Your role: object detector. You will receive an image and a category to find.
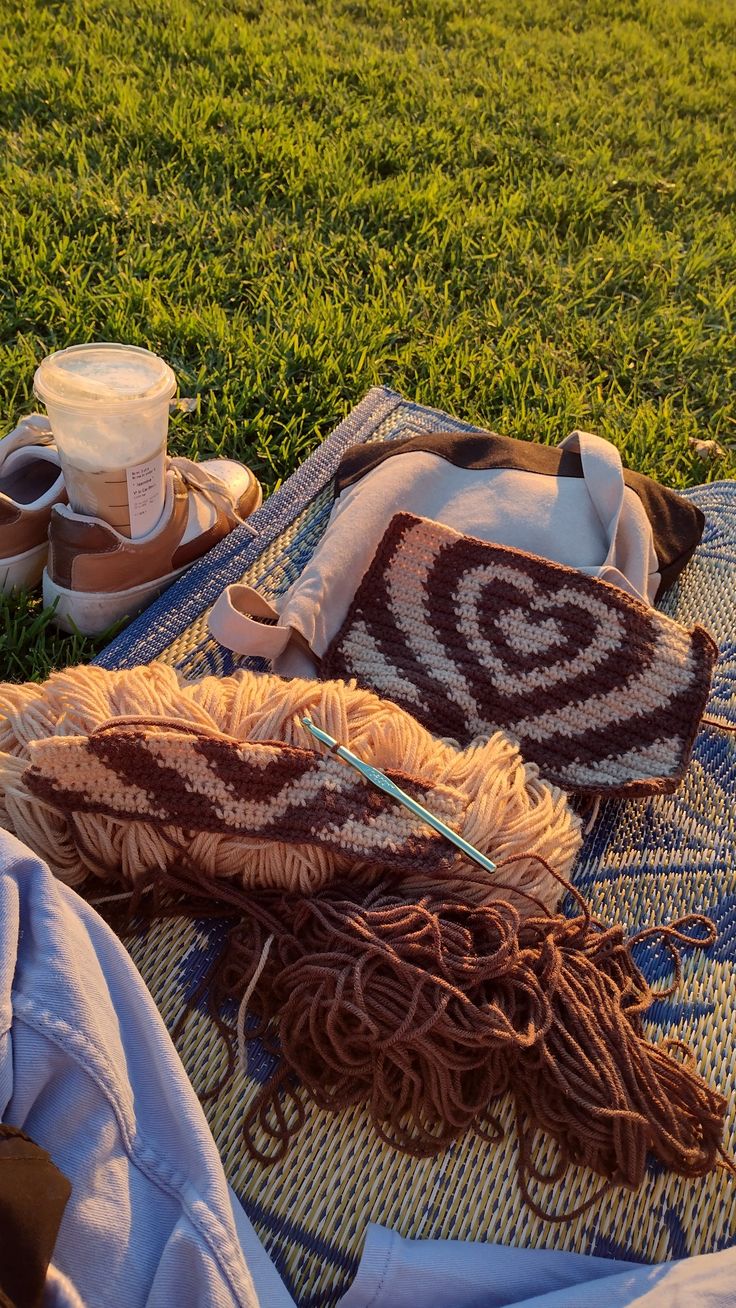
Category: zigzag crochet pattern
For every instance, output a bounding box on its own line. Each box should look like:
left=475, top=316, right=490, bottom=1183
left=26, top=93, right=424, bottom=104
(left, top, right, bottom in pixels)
left=322, top=513, right=718, bottom=795
left=23, top=720, right=470, bottom=878
left=0, top=663, right=581, bottom=903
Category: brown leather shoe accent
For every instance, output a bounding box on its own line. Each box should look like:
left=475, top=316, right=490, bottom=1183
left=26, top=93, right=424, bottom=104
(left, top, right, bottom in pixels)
left=0, top=491, right=66, bottom=559
left=48, top=477, right=191, bottom=593
left=47, top=513, right=121, bottom=590
left=171, top=472, right=261, bottom=569
left=237, top=472, right=262, bottom=520
left=0, top=501, right=20, bottom=530
left=171, top=507, right=234, bottom=571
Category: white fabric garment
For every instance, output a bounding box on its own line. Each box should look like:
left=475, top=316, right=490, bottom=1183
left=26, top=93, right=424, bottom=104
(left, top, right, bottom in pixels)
left=5, top=829, right=732, bottom=1306
left=209, top=429, right=662, bottom=679
left=0, top=828, right=294, bottom=1308
left=339, top=1224, right=736, bottom=1308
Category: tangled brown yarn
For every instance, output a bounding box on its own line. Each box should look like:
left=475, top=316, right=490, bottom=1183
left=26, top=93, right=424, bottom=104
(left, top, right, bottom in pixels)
left=141, top=856, right=733, bottom=1222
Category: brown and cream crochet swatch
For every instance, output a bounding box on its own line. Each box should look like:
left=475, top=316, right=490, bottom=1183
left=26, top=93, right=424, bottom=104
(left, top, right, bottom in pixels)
left=0, top=663, right=580, bottom=904
left=23, top=721, right=470, bottom=879
left=322, top=513, right=718, bottom=796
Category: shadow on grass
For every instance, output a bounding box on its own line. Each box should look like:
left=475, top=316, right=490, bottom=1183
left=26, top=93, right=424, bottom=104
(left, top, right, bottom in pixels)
left=0, top=588, right=124, bottom=683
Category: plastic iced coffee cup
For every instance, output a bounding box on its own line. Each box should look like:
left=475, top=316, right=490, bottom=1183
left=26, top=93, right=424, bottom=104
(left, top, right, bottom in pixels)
left=34, top=343, right=176, bottom=539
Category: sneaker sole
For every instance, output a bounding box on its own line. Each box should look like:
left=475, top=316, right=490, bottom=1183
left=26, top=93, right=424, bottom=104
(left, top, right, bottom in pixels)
left=0, top=542, right=49, bottom=593
left=42, top=563, right=191, bottom=636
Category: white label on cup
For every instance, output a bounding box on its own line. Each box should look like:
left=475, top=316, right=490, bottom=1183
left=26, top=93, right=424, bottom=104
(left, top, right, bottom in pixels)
left=126, top=451, right=166, bottom=537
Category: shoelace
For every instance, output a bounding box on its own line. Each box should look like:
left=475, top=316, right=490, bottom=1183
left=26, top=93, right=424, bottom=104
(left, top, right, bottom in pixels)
left=168, top=455, right=251, bottom=528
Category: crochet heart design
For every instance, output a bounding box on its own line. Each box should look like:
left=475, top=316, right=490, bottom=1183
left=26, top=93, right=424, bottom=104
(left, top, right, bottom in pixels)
left=322, top=513, right=718, bottom=795
left=455, top=565, right=618, bottom=700
left=496, top=607, right=567, bottom=659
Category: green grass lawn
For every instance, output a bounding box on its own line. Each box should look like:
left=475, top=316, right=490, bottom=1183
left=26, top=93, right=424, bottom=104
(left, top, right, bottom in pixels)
left=1, top=0, right=735, bottom=681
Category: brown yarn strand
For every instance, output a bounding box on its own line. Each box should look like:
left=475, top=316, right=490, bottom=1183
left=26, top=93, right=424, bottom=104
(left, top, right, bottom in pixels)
left=118, top=844, right=735, bottom=1223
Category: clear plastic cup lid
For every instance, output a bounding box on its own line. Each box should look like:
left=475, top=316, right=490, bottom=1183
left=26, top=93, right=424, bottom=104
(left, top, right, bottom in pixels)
left=34, top=343, right=176, bottom=408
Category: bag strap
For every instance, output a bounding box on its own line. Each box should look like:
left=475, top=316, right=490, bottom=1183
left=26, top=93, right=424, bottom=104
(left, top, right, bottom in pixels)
left=558, top=429, right=626, bottom=571
left=208, top=583, right=313, bottom=662
left=210, top=429, right=636, bottom=661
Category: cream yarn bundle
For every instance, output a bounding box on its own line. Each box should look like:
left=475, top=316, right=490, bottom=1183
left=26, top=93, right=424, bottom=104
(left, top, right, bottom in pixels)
left=0, top=663, right=581, bottom=906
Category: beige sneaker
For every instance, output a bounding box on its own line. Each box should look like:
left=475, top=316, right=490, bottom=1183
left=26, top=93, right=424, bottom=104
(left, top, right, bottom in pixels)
left=0, top=415, right=67, bottom=592
left=44, top=456, right=262, bottom=634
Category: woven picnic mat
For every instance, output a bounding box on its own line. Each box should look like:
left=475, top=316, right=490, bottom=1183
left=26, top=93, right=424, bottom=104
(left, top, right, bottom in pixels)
left=99, top=388, right=736, bottom=1305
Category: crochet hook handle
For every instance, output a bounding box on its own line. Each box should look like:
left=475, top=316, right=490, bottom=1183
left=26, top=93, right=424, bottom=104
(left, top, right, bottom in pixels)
left=302, top=717, right=497, bottom=875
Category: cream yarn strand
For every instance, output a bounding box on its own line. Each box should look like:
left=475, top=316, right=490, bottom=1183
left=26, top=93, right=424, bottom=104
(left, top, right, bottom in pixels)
left=0, top=664, right=582, bottom=905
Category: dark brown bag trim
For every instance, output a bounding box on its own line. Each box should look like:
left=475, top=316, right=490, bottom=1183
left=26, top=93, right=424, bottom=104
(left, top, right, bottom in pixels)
left=334, top=431, right=705, bottom=599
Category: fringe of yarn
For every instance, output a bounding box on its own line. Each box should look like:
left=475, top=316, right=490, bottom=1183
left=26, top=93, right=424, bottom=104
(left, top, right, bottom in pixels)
left=128, top=857, right=733, bottom=1222
left=0, top=664, right=581, bottom=908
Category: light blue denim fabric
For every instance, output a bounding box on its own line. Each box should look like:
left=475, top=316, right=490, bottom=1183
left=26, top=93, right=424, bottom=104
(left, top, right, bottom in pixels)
left=3, top=827, right=734, bottom=1308
left=341, top=1224, right=736, bottom=1308
left=0, top=830, right=294, bottom=1308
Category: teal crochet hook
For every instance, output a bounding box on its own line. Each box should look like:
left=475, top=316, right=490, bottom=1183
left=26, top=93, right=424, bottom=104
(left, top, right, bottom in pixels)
left=302, top=717, right=497, bottom=874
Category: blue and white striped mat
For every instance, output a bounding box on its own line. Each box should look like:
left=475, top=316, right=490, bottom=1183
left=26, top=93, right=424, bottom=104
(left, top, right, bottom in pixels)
left=101, top=389, right=736, bottom=1306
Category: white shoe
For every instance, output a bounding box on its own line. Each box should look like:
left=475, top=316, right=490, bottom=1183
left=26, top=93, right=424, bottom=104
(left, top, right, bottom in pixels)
left=0, top=415, right=66, bottom=592
left=43, top=456, right=262, bottom=634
